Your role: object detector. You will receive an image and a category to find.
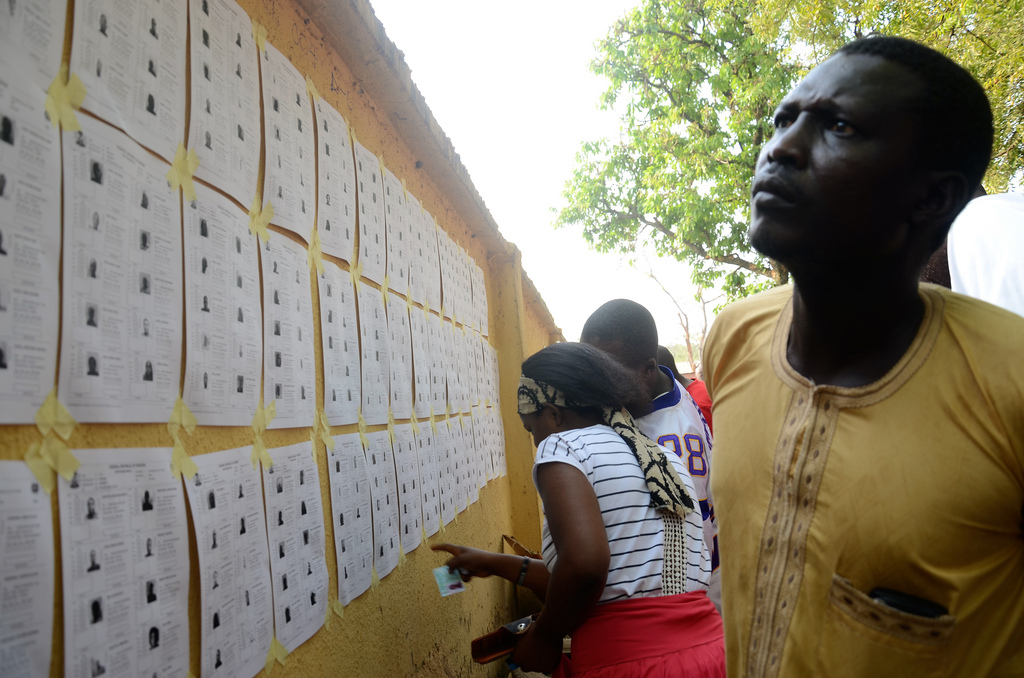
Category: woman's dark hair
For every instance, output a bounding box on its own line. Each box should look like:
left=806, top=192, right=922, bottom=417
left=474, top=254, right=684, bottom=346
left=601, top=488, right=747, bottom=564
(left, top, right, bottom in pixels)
left=521, top=342, right=648, bottom=413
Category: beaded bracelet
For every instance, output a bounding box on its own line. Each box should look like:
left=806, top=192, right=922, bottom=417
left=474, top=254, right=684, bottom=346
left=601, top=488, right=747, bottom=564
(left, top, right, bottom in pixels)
left=516, top=557, right=530, bottom=585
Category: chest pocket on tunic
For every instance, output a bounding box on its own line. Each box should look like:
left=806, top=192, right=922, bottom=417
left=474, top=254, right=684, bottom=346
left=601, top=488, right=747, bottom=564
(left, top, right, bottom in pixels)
left=815, top=574, right=955, bottom=677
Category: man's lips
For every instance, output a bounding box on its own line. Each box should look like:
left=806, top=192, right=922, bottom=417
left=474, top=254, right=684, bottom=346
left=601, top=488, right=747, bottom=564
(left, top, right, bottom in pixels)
left=751, top=174, right=799, bottom=205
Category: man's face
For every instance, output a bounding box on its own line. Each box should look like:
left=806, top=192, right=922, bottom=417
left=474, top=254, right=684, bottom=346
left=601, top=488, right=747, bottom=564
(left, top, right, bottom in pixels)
left=749, top=53, right=928, bottom=271
left=582, top=337, right=657, bottom=399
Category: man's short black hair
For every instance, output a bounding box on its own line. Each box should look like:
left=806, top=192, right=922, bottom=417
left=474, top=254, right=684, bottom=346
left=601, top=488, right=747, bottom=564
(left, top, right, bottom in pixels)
left=580, top=299, right=658, bottom=369
left=838, top=36, right=993, bottom=191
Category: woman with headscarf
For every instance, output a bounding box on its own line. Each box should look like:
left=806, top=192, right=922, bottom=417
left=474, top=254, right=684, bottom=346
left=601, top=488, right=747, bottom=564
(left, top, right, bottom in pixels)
left=433, top=342, right=724, bottom=677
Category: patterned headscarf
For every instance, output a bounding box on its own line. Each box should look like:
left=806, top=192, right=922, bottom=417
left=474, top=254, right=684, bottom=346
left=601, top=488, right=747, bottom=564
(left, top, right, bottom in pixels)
left=518, top=376, right=694, bottom=518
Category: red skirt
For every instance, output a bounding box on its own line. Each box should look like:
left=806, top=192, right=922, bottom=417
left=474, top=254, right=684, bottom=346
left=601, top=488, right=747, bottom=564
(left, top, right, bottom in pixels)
left=553, top=591, right=725, bottom=678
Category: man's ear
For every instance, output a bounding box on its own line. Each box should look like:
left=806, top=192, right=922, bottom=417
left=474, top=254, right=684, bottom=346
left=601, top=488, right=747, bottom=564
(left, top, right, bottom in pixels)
left=911, top=170, right=971, bottom=246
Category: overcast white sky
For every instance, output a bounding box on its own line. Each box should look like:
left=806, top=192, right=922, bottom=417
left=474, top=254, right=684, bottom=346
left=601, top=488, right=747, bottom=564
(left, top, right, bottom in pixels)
left=367, top=0, right=713, bottom=361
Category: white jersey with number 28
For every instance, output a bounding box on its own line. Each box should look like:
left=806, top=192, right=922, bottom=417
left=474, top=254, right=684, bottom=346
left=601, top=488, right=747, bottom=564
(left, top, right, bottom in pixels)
left=637, top=367, right=720, bottom=610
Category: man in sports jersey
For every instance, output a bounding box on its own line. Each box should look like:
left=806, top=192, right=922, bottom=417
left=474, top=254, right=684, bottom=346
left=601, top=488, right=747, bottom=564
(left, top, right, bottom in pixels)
left=582, top=299, right=720, bottom=610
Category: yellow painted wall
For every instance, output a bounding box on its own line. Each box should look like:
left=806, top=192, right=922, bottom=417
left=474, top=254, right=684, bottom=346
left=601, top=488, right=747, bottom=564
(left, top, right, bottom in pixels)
left=0, top=0, right=563, bottom=676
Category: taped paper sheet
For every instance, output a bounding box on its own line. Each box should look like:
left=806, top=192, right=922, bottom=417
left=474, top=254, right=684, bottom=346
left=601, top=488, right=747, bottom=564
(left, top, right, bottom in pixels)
left=427, top=313, right=447, bottom=416
left=326, top=432, right=373, bottom=605
left=423, top=214, right=442, bottom=313
left=313, top=99, right=356, bottom=261
left=386, top=291, right=412, bottom=420
left=70, top=0, right=186, bottom=161
left=184, top=446, right=274, bottom=678
left=383, top=166, right=409, bottom=294
left=261, top=43, right=315, bottom=239
left=353, top=140, right=385, bottom=284
left=0, top=461, right=55, bottom=678
left=0, top=0, right=67, bottom=90
left=59, top=116, right=183, bottom=423
left=471, top=405, right=494, bottom=483
left=409, top=304, right=431, bottom=419
left=187, top=0, right=262, bottom=206
left=435, top=421, right=455, bottom=527
left=58, top=448, right=190, bottom=678
left=357, top=283, right=389, bottom=426
left=261, top=441, right=329, bottom=653
left=405, top=193, right=427, bottom=305
left=0, top=72, right=62, bottom=423
left=459, top=414, right=481, bottom=504
left=183, top=183, right=262, bottom=426
left=363, top=430, right=400, bottom=580
left=261, top=236, right=316, bottom=429
left=391, top=423, right=422, bottom=554
left=318, top=260, right=361, bottom=426
left=413, top=426, right=441, bottom=537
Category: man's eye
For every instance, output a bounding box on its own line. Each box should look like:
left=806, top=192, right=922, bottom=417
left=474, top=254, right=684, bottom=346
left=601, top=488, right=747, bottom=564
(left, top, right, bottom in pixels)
left=829, top=120, right=855, bottom=135
left=773, top=116, right=792, bottom=130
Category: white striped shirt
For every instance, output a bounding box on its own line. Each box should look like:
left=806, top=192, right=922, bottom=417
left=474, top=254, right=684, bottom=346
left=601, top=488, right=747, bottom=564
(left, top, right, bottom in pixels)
left=533, top=424, right=710, bottom=604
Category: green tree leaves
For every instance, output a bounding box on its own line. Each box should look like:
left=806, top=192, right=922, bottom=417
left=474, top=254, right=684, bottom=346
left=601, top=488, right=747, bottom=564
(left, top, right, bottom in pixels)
left=557, top=0, right=1023, bottom=300
left=557, top=0, right=794, bottom=299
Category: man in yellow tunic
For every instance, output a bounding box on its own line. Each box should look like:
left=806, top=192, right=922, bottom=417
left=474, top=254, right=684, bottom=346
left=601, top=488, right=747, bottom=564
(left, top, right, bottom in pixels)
left=704, top=36, right=1024, bottom=677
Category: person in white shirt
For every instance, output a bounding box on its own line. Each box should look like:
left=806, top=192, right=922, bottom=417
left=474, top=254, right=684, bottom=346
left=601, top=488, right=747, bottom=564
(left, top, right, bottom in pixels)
left=947, top=192, right=1024, bottom=317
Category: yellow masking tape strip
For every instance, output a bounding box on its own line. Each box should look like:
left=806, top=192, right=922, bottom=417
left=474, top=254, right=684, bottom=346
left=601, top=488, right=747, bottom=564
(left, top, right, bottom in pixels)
left=263, top=636, right=287, bottom=675
left=381, top=274, right=390, bottom=299
left=307, top=227, right=324, bottom=274
left=421, top=526, right=429, bottom=544
left=35, top=389, right=76, bottom=441
left=410, top=410, right=420, bottom=436
left=429, top=407, right=438, bottom=435
left=387, top=409, right=396, bottom=445
left=45, top=64, right=86, bottom=131
left=397, top=544, right=406, bottom=567
left=424, top=299, right=430, bottom=317
left=24, top=443, right=56, bottom=494
left=251, top=437, right=274, bottom=470
left=349, top=125, right=357, bottom=148
left=171, top=440, right=198, bottom=480
left=168, top=397, right=198, bottom=440
left=323, top=602, right=332, bottom=631
left=357, top=411, right=369, bottom=449
left=248, top=197, right=274, bottom=243
left=370, top=566, right=380, bottom=590
left=251, top=20, right=267, bottom=53
left=251, top=399, right=276, bottom=468
left=349, top=259, right=363, bottom=291
left=305, top=75, right=320, bottom=102
left=332, top=599, right=344, bottom=619
left=40, top=432, right=79, bottom=480
left=166, top=144, right=200, bottom=202
left=318, top=410, right=334, bottom=450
